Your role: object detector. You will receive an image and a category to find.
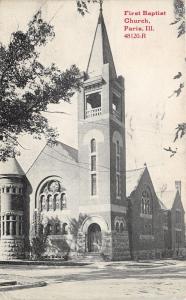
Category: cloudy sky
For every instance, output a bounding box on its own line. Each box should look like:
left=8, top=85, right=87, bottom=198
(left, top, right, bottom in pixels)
left=0, top=0, right=185, bottom=207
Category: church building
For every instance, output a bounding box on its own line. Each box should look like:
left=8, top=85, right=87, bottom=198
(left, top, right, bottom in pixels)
left=0, top=8, right=185, bottom=261
left=0, top=8, right=130, bottom=261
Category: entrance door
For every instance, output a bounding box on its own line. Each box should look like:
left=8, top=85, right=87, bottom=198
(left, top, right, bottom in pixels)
left=88, top=223, right=102, bottom=253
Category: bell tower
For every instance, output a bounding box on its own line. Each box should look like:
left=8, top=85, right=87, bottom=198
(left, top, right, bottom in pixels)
left=78, top=6, right=130, bottom=260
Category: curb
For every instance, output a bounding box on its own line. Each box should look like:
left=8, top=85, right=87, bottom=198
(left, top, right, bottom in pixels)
left=0, top=281, right=47, bottom=292
left=0, top=260, right=91, bottom=266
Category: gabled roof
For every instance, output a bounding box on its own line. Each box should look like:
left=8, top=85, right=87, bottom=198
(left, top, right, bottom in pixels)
left=126, top=167, right=145, bottom=197
left=26, top=141, right=78, bottom=175
left=0, top=157, right=25, bottom=177
left=86, top=10, right=117, bottom=79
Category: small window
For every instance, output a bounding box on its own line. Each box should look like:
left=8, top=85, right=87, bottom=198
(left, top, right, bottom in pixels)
left=116, top=156, right=120, bottom=172
left=91, top=155, right=96, bottom=171
left=6, top=216, right=10, bottom=235
left=55, top=194, right=60, bottom=210
left=40, top=195, right=45, bottom=211
left=12, top=219, right=16, bottom=235
left=54, top=223, right=60, bottom=235
left=91, top=174, right=97, bottom=196
left=120, top=222, right=124, bottom=233
left=141, top=188, right=152, bottom=215
left=19, top=216, right=22, bottom=235
left=112, top=93, right=121, bottom=120
left=2, top=221, right=5, bottom=235
left=91, top=139, right=96, bottom=153
left=61, top=193, right=67, bottom=209
left=62, top=223, right=68, bottom=235
left=12, top=187, right=16, bottom=193
left=116, top=175, right=120, bottom=197
left=115, top=222, right=119, bottom=232
left=116, top=141, right=120, bottom=155
left=47, top=224, right=52, bottom=235
left=6, top=187, right=10, bottom=193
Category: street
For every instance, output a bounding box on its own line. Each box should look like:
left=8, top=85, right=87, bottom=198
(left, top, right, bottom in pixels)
left=0, top=260, right=186, bottom=300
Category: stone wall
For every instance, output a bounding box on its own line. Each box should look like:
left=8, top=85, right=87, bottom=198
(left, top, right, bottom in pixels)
left=0, top=238, right=24, bottom=260
left=77, top=231, right=113, bottom=261
left=112, top=230, right=130, bottom=260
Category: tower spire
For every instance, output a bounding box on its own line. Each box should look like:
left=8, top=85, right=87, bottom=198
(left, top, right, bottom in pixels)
left=86, top=1, right=116, bottom=79
left=99, top=0, right=103, bottom=13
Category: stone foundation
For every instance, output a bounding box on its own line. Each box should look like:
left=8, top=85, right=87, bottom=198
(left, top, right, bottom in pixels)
left=77, top=230, right=130, bottom=261
left=43, top=234, right=77, bottom=259
left=112, top=230, right=130, bottom=260
left=0, top=238, right=25, bottom=260
left=77, top=231, right=112, bottom=260
left=132, top=249, right=171, bottom=260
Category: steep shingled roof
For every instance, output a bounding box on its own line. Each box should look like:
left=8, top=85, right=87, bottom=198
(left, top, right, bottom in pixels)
left=126, top=167, right=145, bottom=197
left=0, top=157, right=25, bottom=177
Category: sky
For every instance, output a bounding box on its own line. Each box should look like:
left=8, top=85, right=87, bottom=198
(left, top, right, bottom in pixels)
left=0, top=0, right=185, bottom=208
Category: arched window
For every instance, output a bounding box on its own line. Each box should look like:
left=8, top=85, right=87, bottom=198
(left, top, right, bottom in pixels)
left=62, top=223, right=68, bottom=235
left=115, top=222, right=120, bottom=232
left=53, top=195, right=56, bottom=211
left=141, top=188, right=152, bottom=215
left=54, top=223, right=60, bottom=235
left=48, top=195, right=53, bottom=211
left=37, top=179, right=67, bottom=212
left=55, top=194, right=60, bottom=210
left=120, top=222, right=124, bottom=233
left=47, top=223, right=52, bottom=235
left=90, top=139, right=97, bottom=196
left=46, top=196, right=50, bottom=211
left=61, top=193, right=67, bottom=209
left=91, top=138, right=96, bottom=153
left=141, top=197, right=144, bottom=214
left=40, top=195, right=45, bottom=211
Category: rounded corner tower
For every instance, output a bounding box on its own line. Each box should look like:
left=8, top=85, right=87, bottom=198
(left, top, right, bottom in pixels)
left=0, top=157, right=26, bottom=260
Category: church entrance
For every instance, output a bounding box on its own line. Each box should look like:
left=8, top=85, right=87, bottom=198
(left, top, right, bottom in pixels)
left=88, top=223, right=102, bottom=253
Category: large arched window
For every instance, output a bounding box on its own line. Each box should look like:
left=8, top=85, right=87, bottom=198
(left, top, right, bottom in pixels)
left=90, top=139, right=97, bottom=196
left=141, top=188, right=152, bottom=215
left=37, top=178, right=67, bottom=212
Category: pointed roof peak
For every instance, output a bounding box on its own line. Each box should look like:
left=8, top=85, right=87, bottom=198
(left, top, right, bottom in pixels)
left=98, top=0, right=103, bottom=22
left=86, top=7, right=117, bottom=79
left=0, top=157, right=25, bottom=177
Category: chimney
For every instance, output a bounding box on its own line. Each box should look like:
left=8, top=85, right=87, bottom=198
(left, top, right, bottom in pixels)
left=175, top=180, right=181, bottom=196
